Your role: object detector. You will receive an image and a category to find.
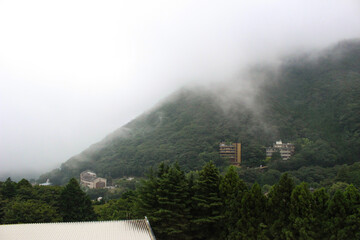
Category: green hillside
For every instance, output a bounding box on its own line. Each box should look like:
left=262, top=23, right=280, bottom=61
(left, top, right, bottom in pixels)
left=39, top=40, right=360, bottom=185
left=261, top=40, right=360, bottom=168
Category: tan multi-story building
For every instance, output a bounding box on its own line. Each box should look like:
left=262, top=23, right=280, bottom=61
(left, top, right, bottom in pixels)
left=266, top=140, right=295, bottom=160
left=80, top=170, right=107, bottom=189
left=219, top=142, right=241, bottom=166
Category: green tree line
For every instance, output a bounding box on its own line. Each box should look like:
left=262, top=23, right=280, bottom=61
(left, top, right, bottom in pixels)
left=98, top=162, right=360, bottom=240
left=0, top=177, right=96, bottom=224
left=2, top=162, right=360, bottom=240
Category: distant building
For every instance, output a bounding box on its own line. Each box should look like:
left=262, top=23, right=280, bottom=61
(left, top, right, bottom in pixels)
left=219, top=142, right=241, bottom=166
left=0, top=218, right=156, bottom=240
left=39, top=179, right=52, bottom=186
left=80, top=170, right=107, bottom=189
left=266, top=140, right=295, bottom=160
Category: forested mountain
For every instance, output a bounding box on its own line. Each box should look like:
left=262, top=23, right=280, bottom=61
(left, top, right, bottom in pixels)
left=39, top=40, right=360, bottom=185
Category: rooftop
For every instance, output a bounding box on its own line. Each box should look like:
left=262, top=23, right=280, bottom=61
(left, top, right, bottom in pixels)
left=0, top=219, right=156, bottom=240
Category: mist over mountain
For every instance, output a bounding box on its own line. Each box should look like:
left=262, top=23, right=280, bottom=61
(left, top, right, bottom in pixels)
left=37, top=39, right=360, bottom=185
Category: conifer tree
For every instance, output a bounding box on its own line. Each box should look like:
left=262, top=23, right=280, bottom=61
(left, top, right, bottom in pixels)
left=312, top=188, right=330, bottom=239
left=234, top=183, right=268, bottom=240
left=152, top=163, right=191, bottom=240
left=59, top=178, right=96, bottom=222
left=326, top=190, right=348, bottom=240
left=191, top=162, right=222, bottom=240
left=219, top=166, right=247, bottom=239
left=289, top=182, right=315, bottom=240
left=338, top=185, right=360, bottom=239
left=267, top=173, right=295, bottom=239
left=135, top=167, right=159, bottom=219
left=324, top=186, right=360, bottom=240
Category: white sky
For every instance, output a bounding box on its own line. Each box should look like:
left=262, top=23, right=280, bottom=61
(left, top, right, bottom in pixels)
left=0, top=0, right=359, bottom=179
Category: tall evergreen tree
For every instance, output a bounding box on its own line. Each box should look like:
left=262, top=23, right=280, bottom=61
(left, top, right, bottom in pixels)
left=191, top=162, right=222, bottom=240
left=289, top=182, right=315, bottom=240
left=312, top=188, right=330, bottom=239
left=267, top=173, right=295, bottom=239
left=152, top=163, right=191, bottom=240
left=135, top=167, right=159, bottom=219
left=219, top=166, right=247, bottom=240
left=340, top=185, right=360, bottom=239
left=59, top=178, right=96, bottom=222
left=326, top=190, right=348, bottom=240
left=234, top=183, right=268, bottom=240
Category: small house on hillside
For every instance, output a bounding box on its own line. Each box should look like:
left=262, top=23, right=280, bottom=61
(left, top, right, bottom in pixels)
left=80, top=170, right=107, bottom=189
left=0, top=218, right=156, bottom=240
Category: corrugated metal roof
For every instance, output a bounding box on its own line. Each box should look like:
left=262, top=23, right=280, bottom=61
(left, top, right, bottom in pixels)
left=0, top=219, right=156, bottom=240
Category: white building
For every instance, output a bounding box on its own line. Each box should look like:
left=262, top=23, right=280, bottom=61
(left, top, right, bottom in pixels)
left=266, top=140, right=295, bottom=160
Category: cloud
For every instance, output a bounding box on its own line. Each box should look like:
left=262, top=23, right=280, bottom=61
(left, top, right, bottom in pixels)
left=0, top=0, right=359, bottom=179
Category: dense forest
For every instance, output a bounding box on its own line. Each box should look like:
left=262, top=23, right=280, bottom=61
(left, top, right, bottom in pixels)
left=2, top=162, right=360, bottom=240
left=38, top=40, right=360, bottom=186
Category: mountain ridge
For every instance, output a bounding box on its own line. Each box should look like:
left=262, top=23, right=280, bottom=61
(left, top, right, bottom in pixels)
left=39, top=39, right=360, bottom=185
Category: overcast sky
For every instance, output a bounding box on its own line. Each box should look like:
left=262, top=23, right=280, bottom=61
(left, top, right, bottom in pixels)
left=1, top=0, right=359, bottom=180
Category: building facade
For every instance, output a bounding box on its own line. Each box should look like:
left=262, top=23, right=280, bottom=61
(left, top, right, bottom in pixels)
left=80, top=170, right=107, bottom=189
left=219, top=142, right=241, bottom=166
left=266, top=140, right=295, bottom=160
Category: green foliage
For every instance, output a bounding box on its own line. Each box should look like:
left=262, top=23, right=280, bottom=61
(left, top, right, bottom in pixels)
left=219, top=166, right=247, bottom=239
left=312, top=188, right=330, bottom=239
left=5, top=161, right=360, bottom=240
left=59, top=178, right=97, bottom=222
left=191, top=162, right=223, bottom=240
left=96, top=190, right=137, bottom=220
left=235, top=183, right=267, bottom=239
left=136, top=163, right=192, bottom=240
left=267, top=173, right=295, bottom=239
left=37, top=40, right=360, bottom=190
left=152, top=163, right=191, bottom=240
left=1, top=177, right=17, bottom=199
left=3, top=199, right=61, bottom=224
left=289, top=183, right=315, bottom=239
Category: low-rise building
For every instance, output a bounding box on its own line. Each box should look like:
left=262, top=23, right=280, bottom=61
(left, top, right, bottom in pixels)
left=80, top=170, right=107, bottom=189
left=219, top=142, right=242, bottom=166
left=266, top=140, right=295, bottom=160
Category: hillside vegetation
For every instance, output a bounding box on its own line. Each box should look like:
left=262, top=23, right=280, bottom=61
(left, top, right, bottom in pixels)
left=39, top=40, right=360, bottom=185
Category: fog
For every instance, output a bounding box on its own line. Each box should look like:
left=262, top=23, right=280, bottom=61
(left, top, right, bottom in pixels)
left=0, top=0, right=359, bottom=180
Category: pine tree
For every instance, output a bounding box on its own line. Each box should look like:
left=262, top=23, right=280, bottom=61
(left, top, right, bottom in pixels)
left=219, top=166, right=247, bottom=239
left=59, top=178, right=96, bottom=222
left=326, top=190, right=348, bottom=240
left=324, top=186, right=360, bottom=240
left=289, top=182, right=315, bottom=240
left=267, top=173, right=295, bottom=239
left=340, top=185, right=360, bottom=239
left=234, top=183, right=268, bottom=240
left=312, top=188, right=330, bottom=239
left=152, top=163, right=191, bottom=240
left=191, top=162, right=222, bottom=240
left=135, top=167, right=159, bottom=219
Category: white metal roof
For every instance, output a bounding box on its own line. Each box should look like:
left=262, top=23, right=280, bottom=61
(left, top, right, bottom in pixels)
left=0, top=219, right=156, bottom=240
